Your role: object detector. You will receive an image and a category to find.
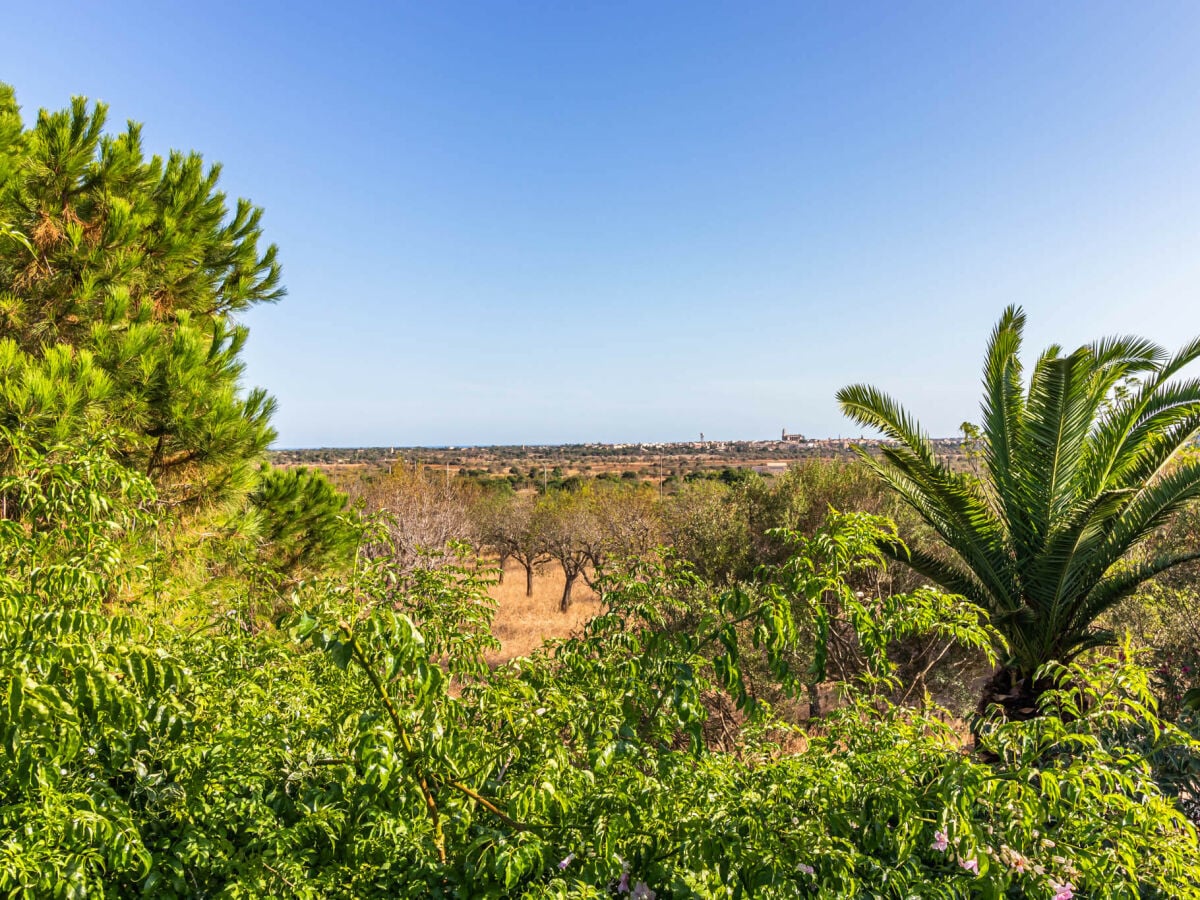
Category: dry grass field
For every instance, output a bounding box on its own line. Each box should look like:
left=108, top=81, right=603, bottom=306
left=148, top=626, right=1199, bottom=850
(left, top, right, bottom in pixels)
left=485, top=558, right=603, bottom=666
left=479, top=558, right=973, bottom=743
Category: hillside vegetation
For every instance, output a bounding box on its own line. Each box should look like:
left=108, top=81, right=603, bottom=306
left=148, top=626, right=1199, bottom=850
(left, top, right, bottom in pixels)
left=1, top=86, right=1199, bottom=899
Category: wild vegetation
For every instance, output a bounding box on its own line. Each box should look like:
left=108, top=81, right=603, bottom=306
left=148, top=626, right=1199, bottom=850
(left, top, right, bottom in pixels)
left=1, top=86, right=1199, bottom=898
left=839, top=308, right=1200, bottom=720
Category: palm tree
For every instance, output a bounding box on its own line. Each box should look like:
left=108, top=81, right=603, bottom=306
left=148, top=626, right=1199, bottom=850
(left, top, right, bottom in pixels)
left=837, top=306, right=1200, bottom=718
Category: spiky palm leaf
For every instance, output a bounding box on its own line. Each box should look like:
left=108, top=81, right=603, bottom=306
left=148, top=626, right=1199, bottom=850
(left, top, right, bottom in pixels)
left=838, top=306, right=1200, bottom=690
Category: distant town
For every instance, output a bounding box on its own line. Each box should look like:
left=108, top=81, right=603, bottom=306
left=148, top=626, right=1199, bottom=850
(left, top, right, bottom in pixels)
left=269, top=431, right=972, bottom=476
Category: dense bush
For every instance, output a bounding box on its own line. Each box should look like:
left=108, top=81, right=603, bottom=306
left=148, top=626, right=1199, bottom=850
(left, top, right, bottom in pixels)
left=2, top=444, right=1198, bottom=897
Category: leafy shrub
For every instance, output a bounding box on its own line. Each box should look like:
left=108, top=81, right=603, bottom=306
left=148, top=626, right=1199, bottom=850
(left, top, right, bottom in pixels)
left=1, top=446, right=1198, bottom=897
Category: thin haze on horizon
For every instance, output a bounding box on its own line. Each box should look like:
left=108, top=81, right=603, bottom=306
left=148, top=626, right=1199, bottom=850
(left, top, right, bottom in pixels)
left=5, top=2, right=1200, bottom=446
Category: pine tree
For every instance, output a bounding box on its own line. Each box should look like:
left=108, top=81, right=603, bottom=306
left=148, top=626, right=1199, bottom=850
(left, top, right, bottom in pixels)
left=0, top=84, right=281, bottom=506
left=246, top=465, right=359, bottom=580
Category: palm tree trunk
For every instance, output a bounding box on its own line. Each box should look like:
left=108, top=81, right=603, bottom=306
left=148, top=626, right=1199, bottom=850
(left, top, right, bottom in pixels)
left=975, top=666, right=1052, bottom=724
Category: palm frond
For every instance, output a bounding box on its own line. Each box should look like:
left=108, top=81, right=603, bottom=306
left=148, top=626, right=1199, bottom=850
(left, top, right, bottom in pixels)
left=1090, top=462, right=1200, bottom=578
left=1077, top=548, right=1200, bottom=629
left=839, top=388, right=1016, bottom=605
left=837, top=383, right=934, bottom=461
left=1027, top=487, right=1134, bottom=612
left=1062, top=628, right=1118, bottom=662
left=1085, top=336, right=1200, bottom=492
left=1117, top=394, right=1200, bottom=489
left=979, top=305, right=1027, bottom=534
left=1085, top=333, right=1165, bottom=374
left=1016, top=346, right=1097, bottom=549
left=892, top=542, right=991, bottom=610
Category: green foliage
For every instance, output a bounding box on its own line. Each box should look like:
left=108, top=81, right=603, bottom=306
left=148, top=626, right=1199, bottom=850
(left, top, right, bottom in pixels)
left=0, top=599, right=188, bottom=897
left=0, top=431, right=154, bottom=606
left=0, top=84, right=279, bottom=506
left=767, top=512, right=1001, bottom=696
left=2, top=454, right=1195, bottom=897
left=246, top=464, right=359, bottom=580
left=663, top=460, right=929, bottom=589
left=0, top=440, right=178, bottom=896
left=839, top=306, right=1200, bottom=711
left=1103, top=584, right=1200, bottom=823
left=662, top=480, right=753, bottom=582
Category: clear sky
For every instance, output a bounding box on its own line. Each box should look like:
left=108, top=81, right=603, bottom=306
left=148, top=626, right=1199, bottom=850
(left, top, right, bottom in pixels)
left=5, top=2, right=1200, bottom=446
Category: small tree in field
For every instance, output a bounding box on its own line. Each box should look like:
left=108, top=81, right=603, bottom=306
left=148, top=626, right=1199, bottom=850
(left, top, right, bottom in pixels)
left=471, top=492, right=547, bottom=596
left=507, top=494, right=549, bottom=598
left=662, top=480, right=753, bottom=582
left=838, top=306, right=1200, bottom=719
left=590, top=482, right=661, bottom=568
left=468, top=491, right=513, bottom=579
left=537, top=489, right=600, bottom=611
left=348, top=463, right=473, bottom=573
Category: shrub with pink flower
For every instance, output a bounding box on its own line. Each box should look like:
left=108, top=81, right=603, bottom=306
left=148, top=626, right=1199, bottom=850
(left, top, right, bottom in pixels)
left=616, top=862, right=630, bottom=894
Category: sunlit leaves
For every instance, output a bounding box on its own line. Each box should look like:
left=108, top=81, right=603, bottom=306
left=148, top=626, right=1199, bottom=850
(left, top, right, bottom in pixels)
left=1, top=445, right=1197, bottom=896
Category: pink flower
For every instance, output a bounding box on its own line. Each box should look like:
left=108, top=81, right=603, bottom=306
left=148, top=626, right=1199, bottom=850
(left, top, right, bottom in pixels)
left=797, top=863, right=815, bottom=875
left=617, top=864, right=630, bottom=894
left=557, top=853, right=575, bottom=870
left=959, top=857, right=979, bottom=876
left=931, top=831, right=949, bottom=852
left=1051, top=881, right=1075, bottom=900
left=630, top=883, right=655, bottom=900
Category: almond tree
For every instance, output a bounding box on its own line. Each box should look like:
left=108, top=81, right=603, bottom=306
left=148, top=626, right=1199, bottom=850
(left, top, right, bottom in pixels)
left=537, top=489, right=600, bottom=612
left=590, top=482, right=661, bottom=569
left=471, top=491, right=547, bottom=596
left=348, top=464, right=473, bottom=573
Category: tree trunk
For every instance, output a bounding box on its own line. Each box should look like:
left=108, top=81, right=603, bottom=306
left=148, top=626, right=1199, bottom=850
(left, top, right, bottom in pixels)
left=560, top=570, right=576, bottom=612
left=970, top=666, right=1067, bottom=758
left=806, top=682, right=822, bottom=719
left=975, top=666, right=1046, bottom=723
left=525, top=562, right=535, bottom=598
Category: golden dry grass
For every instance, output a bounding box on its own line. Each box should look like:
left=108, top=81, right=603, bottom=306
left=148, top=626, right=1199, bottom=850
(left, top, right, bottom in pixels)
left=485, top=558, right=603, bottom=666
left=481, top=560, right=975, bottom=747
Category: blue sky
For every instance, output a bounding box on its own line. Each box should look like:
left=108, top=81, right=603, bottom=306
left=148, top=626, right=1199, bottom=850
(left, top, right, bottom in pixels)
left=6, top=2, right=1200, bottom=446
